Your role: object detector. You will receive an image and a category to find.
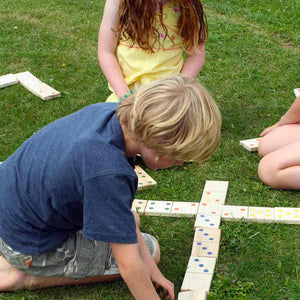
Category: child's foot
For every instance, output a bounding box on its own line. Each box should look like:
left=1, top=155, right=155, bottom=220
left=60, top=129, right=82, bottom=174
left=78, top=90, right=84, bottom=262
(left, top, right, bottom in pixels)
left=0, top=255, right=31, bottom=291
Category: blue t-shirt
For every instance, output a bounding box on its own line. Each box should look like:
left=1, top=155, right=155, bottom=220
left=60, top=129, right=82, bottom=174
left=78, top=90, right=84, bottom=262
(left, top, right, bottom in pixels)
left=0, top=103, right=138, bottom=255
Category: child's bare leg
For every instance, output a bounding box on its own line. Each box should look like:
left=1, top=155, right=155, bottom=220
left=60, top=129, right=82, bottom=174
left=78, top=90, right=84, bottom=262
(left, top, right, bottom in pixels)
left=258, top=140, right=300, bottom=189
left=258, top=124, right=300, bottom=157
left=0, top=255, right=120, bottom=291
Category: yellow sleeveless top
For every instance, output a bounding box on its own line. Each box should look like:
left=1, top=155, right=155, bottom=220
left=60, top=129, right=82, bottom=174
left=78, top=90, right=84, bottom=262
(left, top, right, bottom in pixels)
left=106, top=1, right=184, bottom=102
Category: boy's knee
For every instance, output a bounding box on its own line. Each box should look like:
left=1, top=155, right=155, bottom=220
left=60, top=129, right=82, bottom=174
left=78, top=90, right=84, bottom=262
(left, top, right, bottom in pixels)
left=153, top=237, right=160, bottom=265
left=132, top=211, right=141, bottom=227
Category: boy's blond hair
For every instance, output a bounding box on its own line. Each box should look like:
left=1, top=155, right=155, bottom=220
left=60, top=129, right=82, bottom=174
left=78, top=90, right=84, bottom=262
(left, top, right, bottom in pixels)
left=116, top=75, right=221, bottom=162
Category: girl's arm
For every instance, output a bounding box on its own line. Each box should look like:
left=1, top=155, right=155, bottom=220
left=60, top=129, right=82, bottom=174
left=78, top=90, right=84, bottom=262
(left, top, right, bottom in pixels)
left=260, top=96, right=300, bottom=136
left=98, top=0, right=131, bottom=98
left=180, top=44, right=205, bottom=78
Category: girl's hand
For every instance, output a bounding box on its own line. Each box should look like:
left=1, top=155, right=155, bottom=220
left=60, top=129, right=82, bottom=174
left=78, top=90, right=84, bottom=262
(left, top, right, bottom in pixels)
left=260, top=122, right=280, bottom=137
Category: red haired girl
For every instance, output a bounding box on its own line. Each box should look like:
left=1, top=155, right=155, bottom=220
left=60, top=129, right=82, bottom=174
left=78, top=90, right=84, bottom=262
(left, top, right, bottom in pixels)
left=98, top=0, right=208, bottom=102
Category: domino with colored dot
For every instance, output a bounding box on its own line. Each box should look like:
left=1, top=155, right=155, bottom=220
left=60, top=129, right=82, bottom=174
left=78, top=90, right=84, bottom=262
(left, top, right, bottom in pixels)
left=222, top=205, right=248, bottom=221
left=178, top=290, right=207, bottom=300
left=131, top=199, right=148, bottom=214
left=170, top=201, right=199, bottom=217
left=294, top=88, right=300, bottom=98
left=15, top=71, right=61, bottom=101
left=275, top=207, right=300, bottom=224
left=135, top=165, right=157, bottom=190
left=194, top=213, right=221, bottom=228
left=198, top=203, right=222, bottom=216
left=186, top=256, right=216, bottom=274
left=200, top=191, right=227, bottom=206
left=144, top=200, right=173, bottom=216
left=193, top=227, right=221, bottom=244
left=240, top=138, right=261, bottom=152
left=246, top=206, right=275, bottom=223
left=181, top=272, right=213, bottom=292
left=191, top=241, right=219, bottom=258
left=0, top=73, right=19, bottom=88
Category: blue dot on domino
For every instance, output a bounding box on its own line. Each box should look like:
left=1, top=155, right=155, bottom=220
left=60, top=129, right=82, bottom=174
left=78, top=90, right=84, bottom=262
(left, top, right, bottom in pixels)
left=208, top=251, right=212, bottom=255
left=194, top=258, right=200, bottom=262
left=202, top=247, right=207, bottom=250
left=197, top=242, right=202, bottom=245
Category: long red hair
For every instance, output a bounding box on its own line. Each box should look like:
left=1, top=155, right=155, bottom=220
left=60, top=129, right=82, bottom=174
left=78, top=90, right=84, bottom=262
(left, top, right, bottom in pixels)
left=117, top=0, right=208, bottom=53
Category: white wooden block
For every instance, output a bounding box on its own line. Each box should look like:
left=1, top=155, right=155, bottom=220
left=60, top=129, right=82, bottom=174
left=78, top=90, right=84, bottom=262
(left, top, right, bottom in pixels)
left=0, top=74, right=19, bottom=88
left=246, top=206, right=275, bottom=223
left=294, top=88, right=300, bottom=98
left=135, top=165, right=157, bottom=190
left=191, top=241, right=219, bottom=258
left=131, top=199, right=148, bottom=214
left=275, top=207, right=300, bottom=224
left=170, top=201, right=199, bottom=217
left=200, top=191, right=227, bottom=205
left=15, top=71, right=61, bottom=101
left=178, top=290, right=207, bottom=300
left=194, top=227, right=221, bottom=244
left=240, top=138, right=261, bottom=152
left=222, top=205, right=248, bottom=221
left=181, top=272, right=213, bottom=292
left=198, top=203, right=222, bottom=216
left=186, top=256, right=216, bottom=274
left=195, top=213, right=221, bottom=228
left=144, top=200, right=173, bottom=216
left=203, top=180, right=229, bottom=193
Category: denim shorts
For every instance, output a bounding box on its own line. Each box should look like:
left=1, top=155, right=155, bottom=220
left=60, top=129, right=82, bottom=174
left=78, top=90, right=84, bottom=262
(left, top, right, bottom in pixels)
left=0, top=232, right=157, bottom=279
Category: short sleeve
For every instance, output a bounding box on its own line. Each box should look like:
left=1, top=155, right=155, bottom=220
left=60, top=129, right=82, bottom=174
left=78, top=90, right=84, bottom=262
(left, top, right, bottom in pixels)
left=82, top=174, right=137, bottom=244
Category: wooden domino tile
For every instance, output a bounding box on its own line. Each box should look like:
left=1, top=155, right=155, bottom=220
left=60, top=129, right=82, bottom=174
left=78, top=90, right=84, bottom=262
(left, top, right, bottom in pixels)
left=200, top=191, right=227, bottom=205
left=178, top=290, right=207, bottom=300
left=170, top=201, right=199, bottom=217
left=194, top=213, right=221, bottom=228
left=0, top=73, right=19, bottom=88
left=294, top=88, right=300, bottom=98
left=275, top=207, right=300, bottom=224
left=194, top=227, right=221, bottom=244
left=131, top=199, right=148, bottom=214
left=181, top=272, right=213, bottom=292
left=186, top=256, right=216, bottom=274
left=198, top=203, right=222, bottom=216
left=203, top=180, right=229, bottom=193
left=239, top=138, right=261, bottom=152
left=222, top=205, right=248, bottom=221
left=144, top=200, right=173, bottom=216
left=246, top=206, right=275, bottom=223
left=135, top=165, right=157, bottom=190
left=15, top=71, right=61, bottom=101
left=191, top=241, right=219, bottom=258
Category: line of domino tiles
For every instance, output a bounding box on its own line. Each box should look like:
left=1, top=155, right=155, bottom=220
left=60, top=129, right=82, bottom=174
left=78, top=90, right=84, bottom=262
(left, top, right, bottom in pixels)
left=132, top=180, right=300, bottom=299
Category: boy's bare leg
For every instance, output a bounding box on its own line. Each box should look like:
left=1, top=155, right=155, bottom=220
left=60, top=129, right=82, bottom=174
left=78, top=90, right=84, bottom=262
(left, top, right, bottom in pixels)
left=258, top=140, right=300, bottom=189
left=258, top=124, right=300, bottom=157
left=0, top=212, right=158, bottom=291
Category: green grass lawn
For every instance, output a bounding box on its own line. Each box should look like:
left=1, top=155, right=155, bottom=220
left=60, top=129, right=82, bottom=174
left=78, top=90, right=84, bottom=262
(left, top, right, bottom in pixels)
left=0, top=0, right=299, bottom=299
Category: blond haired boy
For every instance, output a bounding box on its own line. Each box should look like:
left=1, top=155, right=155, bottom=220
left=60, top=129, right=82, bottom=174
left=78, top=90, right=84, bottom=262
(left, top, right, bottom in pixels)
left=0, top=75, right=221, bottom=300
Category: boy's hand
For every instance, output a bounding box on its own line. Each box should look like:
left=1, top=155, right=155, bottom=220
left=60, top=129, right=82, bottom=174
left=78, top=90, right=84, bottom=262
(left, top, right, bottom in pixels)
left=152, top=272, right=174, bottom=300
